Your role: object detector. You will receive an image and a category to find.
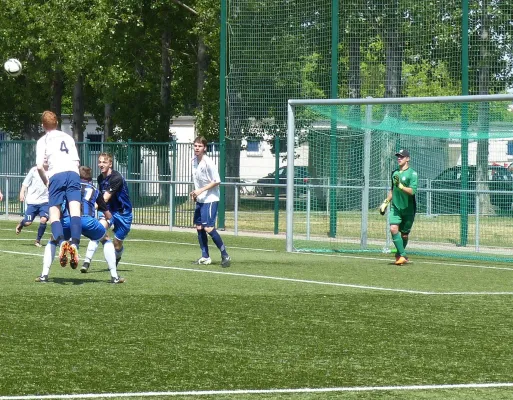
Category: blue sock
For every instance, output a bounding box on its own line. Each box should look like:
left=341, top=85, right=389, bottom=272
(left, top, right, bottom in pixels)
left=18, top=219, right=26, bottom=231
left=37, top=223, right=47, bottom=241
left=208, top=229, right=228, bottom=257
left=197, top=229, right=209, bottom=258
left=70, top=216, right=81, bottom=247
left=51, top=221, right=64, bottom=245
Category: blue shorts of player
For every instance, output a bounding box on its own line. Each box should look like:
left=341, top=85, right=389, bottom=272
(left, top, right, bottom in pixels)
left=25, top=203, right=49, bottom=221
left=193, top=201, right=218, bottom=227
left=62, top=215, right=106, bottom=241
left=48, top=171, right=81, bottom=207
left=98, top=211, right=133, bottom=241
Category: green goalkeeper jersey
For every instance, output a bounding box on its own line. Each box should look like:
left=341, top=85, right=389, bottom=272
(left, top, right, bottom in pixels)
left=391, top=167, right=418, bottom=213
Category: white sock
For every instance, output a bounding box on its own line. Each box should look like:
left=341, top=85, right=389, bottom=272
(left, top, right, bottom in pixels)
left=42, top=242, right=56, bottom=276
left=85, top=240, right=99, bottom=263
left=103, top=240, right=118, bottom=279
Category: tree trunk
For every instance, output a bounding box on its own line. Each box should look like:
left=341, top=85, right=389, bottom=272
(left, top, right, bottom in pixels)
left=157, top=27, right=173, bottom=205
left=104, top=103, right=114, bottom=141
left=72, top=74, right=85, bottom=142
left=196, top=36, right=209, bottom=110
left=50, top=70, right=64, bottom=129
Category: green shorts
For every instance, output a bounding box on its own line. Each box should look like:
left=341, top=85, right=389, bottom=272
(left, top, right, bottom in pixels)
left=389, top=205, right=415, bottom=234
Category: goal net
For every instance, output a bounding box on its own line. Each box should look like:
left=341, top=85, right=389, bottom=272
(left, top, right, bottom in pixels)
left=286, top=95, right=513, bottom=262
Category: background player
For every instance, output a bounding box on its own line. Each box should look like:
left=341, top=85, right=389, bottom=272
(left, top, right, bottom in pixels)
left=36, top=166, right=125, bottom=283
left=16, top=161, right=49, bottom=247
left=36, top=110, right=82, bottom=268
left=81, top=152, right=133, bottom=273
left=379, top=149, right=418, bottom=265
left=190, top=136, right=230, bottom=267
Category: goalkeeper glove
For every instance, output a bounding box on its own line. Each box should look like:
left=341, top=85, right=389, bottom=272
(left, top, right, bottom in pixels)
left=379, top=199, right=390, bottom=215
left=393, top=174, right=405, bottom=190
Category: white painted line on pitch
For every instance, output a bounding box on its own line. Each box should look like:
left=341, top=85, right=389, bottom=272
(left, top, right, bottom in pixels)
left=127, top=239, right=276, bottom=252
left=2, top=248, right=513, bottom=295
left=2, top=382, right=513, bottom=399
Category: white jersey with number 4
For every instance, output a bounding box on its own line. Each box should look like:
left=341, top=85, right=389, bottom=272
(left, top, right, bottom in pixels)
left=36, top=129, right=80, bottom=177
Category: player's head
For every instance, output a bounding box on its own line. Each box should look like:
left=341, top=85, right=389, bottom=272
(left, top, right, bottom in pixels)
left=395, top=149, right=410, bottom=166
left=79, top=166, right=93, bottom=182
left=193, top=136, right=208, bottom=155
left=98, top=152, right=113, bottom=175
left=41, top=111, right=58, bottom=131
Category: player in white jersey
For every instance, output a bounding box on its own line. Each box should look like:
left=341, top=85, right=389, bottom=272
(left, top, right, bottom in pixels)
left=16, top=161, right=50, bottom=247
left=190, top=136, right=230, bottom=267
left=35, top=111, right=82, bottom=269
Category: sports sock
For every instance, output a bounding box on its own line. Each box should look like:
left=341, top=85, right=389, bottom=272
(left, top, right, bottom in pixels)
left=402, top=235, right=409, bottom=250
left=115, top=246, right=124, bottom=262
left=50, top=221, right=64, bottom=245
left=70, top=216, right=81, bottom=247
left=197, top=229, right=209, bottom=258
left=208, top=229, right=228, bottom=257
left=392, top=232, right=406, bottom=257
left=85, top=240, right=99, bottom=263
left=37, top=223, right=47, bottom=241
left=103, top=240, right=119, bottom=279
left=42, top=241, right=56, bottom=276
left=18, top=219, right=26, bottom=231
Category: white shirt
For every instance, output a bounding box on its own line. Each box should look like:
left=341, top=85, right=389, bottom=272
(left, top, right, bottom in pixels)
left=192, top=154, right=220, bottom=203
left=22, top=167, right=49, bottom=205
left=36, top=129, right=80, bottom=177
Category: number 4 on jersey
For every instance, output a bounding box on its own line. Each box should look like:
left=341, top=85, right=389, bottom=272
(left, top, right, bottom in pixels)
left=60, top=141, right=69, bottom=154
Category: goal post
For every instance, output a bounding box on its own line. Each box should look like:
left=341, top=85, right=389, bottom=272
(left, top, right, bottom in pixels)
left=286, top=94, right=513, bottom=261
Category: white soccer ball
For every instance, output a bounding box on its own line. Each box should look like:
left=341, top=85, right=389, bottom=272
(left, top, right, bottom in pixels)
left=508, top=104, right=513, bottom=113
left=4, top=58, right=22, bottom=77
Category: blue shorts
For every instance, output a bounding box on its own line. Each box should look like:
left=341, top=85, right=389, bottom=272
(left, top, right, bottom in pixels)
left=194, top=201, right=218, bottom=228
left=25, top=203, right=49, bottom=221
left=62, top=215, right=106, bottom=241
left=111, top=212, right=133, bottom=241
left=48, top=171, right=81, bottom=207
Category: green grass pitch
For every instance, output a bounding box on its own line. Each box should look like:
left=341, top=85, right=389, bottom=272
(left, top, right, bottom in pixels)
left=1, top=220, right=513, bottom=400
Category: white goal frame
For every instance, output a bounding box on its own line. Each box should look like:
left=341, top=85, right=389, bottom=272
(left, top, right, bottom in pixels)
left=285, top=94, right=513, bottom=252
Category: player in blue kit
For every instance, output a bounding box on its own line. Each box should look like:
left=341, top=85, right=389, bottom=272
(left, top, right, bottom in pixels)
left=81, top=152, right=133, bottom=273
left=35, top=166, right=125, bottom=283
left=36, top=111, right=82, bottom=268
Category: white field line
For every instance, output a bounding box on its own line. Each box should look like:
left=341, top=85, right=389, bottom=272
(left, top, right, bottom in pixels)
left=2, top=248, right=513, bottom=295
left=2, top=382, right=513, bottom=399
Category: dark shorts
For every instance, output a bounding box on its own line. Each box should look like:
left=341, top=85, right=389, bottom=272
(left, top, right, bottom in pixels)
left=25, top=203, right=49, bottom=221
left=48, top=171, right=81, bottom=207
left=194, top=201, right=218, bottom=228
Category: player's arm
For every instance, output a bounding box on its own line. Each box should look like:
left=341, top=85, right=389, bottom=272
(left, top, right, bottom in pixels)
left=19, top=184, right=28, bottom=202
left=0, top=190, right=3, bottom=202
left=190, top=180, right=220, bottom=200
left=394, top=172, right=417, bottom=196
left=35, top=143, right=49, bottom=186
left=102, top=173, right=123, bottom=203
left=95, top=195, right=112, bottom=221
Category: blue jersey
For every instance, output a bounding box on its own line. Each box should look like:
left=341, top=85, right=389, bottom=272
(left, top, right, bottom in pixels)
left=81, top=181, right=99, bottom=217
left=98, top=170, right=132, bottom=214
left=62, top=180, right=108, bottom=218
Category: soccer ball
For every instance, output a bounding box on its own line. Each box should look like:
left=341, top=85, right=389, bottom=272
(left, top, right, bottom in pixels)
left=4, top=58, right=22, bottom=77
left=508, top=104, right=513, bottom=113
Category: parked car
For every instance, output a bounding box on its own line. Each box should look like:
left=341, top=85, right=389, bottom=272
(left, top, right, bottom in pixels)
left=420, top=165, right=513, bottom=214
left=254, top=166, right=310, bottom=197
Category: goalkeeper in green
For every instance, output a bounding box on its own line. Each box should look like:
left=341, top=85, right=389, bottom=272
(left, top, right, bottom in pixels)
left=379, top=149, right=418, bottom=265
